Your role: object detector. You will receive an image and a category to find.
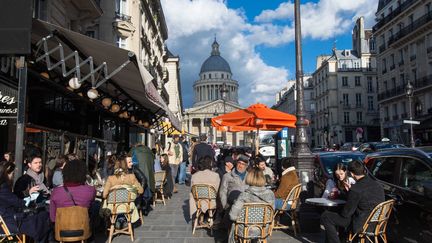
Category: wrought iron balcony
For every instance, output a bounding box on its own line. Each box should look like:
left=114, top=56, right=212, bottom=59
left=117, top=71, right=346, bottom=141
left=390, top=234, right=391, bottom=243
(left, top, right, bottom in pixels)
left=115, top=11, right=132, bottom=22
left=378, top=75, right=432, bottom=101
left=390, top=11, right=432, bottom=46
left=373, top=0, right=419, bottom=32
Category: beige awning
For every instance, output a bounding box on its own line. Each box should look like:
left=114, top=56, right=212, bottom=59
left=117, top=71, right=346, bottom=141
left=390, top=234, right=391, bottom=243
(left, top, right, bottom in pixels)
left=31, top=19, right=181, bottom=131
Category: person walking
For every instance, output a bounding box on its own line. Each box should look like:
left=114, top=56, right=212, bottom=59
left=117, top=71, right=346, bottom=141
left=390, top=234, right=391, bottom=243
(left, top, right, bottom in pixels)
left=191, top=134, right=215, bottom=173
left=165, top=135, right=183, bottom=193
left=178, top=136, right=189, bottom=185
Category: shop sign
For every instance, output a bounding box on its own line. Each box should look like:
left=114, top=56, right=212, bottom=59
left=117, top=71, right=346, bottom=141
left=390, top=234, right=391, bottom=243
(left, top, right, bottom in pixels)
left=0, top=82, right=18, bottom=126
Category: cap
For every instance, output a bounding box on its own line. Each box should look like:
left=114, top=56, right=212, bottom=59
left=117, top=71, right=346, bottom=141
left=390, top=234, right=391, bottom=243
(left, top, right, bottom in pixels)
left=236, top=154, right=249, bottom=164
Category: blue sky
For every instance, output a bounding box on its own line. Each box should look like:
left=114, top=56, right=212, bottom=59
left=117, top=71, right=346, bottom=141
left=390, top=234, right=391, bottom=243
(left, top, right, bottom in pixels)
left=161, top=0, right=378, bottom=107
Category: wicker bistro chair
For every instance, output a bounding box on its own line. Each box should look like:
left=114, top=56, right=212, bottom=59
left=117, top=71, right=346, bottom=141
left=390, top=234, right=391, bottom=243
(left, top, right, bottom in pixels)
left=153, top=171, right=167, bottom=206
left=105, top=186, right=138, bottom=243
left=191, top=184, right=218, bottom=235
left=272, top=183, right=302, bottom=236
left=0, top=215, right=26, bottom=243
left=233, top=203, right=274, bottom=243
left=348, top=199, right=395, bottom=243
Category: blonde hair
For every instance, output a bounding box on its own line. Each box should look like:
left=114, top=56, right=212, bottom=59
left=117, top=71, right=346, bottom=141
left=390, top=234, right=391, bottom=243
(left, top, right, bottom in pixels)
left=114, top=157, right=128, bottom=176
left=245, top=167, right=266, bottom=187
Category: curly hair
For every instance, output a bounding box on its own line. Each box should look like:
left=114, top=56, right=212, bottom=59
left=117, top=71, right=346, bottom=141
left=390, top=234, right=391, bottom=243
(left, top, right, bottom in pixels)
left=63, top=159, right=87, bottom=184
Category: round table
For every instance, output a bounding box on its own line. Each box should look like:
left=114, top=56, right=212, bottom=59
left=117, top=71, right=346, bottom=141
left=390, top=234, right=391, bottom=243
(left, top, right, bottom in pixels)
left=306, top=198, right=346, bottom=207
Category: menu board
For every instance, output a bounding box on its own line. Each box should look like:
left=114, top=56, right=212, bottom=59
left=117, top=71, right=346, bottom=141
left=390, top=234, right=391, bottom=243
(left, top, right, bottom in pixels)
left=0, top=82, right=18, bottom=126
left=46, top=132, right=61, bottom=160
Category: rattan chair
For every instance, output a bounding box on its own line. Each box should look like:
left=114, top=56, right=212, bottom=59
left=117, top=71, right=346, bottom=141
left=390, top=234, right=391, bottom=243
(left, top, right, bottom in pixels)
left=153, top=171, right=167, bottom=206
left=272, top=183, right=302, bottom=236
left=348, top=199, right=395, bottom=243
left=233, top=203, right=274, bottom=243
left=105, top=186, right=137, bottom=243
left=0, top=215, right=25, bottom=243
left=191, top=184, right=218, bottom=235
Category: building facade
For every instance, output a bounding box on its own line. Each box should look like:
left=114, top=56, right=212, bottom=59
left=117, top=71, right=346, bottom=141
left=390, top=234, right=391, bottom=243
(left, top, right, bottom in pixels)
left=272, top=77, right=314, bottom=146
left=374, top=0, right=432, bottom=145
left=184, top=40, right=249, bottom=146
left=312, top=17, right=380, bottom=147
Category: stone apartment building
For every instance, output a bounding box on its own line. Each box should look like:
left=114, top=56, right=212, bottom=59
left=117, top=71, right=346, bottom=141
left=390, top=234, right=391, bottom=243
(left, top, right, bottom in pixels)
left=374, top=0, right=432, bottom=145
left=312, top=17, right=380, bottom=147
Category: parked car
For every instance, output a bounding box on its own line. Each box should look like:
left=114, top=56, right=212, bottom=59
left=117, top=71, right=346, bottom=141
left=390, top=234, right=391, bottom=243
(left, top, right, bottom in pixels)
left=365, top=147, right=432, bottom=243
left=312, top=151, right=365, bottom=198
left=340, top=142, right=362, bottom=151
left=358, top=142, right=406, bottom=153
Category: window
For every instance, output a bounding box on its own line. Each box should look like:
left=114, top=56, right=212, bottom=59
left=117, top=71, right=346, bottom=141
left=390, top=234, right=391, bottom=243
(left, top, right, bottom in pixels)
left=399, top=49, right=404, bottom=64
left=384, top=106, right=389, bottom=118
left=384, top=81, right=388, bottom=91
left=344, top=112, right=350, bottom=124
left=85, top=31, right=95, bottom=38
left=393, top=104, right=398, bottom=118
left=415, top=102, right=423, bottom=116
left=355, top=76, right=361, bottom=86
left=116, top=0, right=128, bottom=14
left=400, top=158, right=432, bottom=193
left=367, top=77, right=373, bottom=92
left=221, top=74, right=224, bottom=79
left=412, top=68, right=417, bottom=82
left=392, top=77, right=396, bottom=89
left=116, top=36, right=127, bottom=49
left=368, top=96, right=374, bottom=110
left=343, top=94, right=349, bottom=106
left=371, top=157, right=397, bottom=183
left=356, top=94, right=362, bottom=107
left=209, top=73, right=212, bottom=79
left=203, top=74, right=206, bottom=79
left=402, top=101, right=407, bottom=114
left=356, top=112, right=363, bottom=123
left=382, top=58, right=387, bottom=73
left=400, top=73, right=405, bottom=87
left=342, top=77, right=348, bottom=86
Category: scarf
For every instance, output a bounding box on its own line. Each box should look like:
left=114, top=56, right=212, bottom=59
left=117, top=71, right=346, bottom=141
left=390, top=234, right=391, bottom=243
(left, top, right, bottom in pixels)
left=235, top=169, right=247, bottom=181
left=26, top=168, right=49, bottom=194
left=174, top=143, right=180, bottom=159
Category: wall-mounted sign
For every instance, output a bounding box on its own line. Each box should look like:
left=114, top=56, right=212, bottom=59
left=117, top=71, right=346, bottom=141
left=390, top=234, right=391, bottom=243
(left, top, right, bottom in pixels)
left=0, top=82, right=18, bottom=126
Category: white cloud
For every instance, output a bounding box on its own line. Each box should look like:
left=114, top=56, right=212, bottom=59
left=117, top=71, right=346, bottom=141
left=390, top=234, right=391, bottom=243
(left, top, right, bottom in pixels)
left=160, top=0, right=378, bottom=108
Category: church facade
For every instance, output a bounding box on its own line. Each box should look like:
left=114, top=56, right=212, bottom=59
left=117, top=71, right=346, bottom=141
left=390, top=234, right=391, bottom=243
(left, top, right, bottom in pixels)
left=184, top=40, right=250, bottom=146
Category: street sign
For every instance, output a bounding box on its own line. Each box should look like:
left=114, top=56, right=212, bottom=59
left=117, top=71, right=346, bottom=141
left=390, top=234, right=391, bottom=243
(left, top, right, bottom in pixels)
left=403, top=120, right=420, bottom=125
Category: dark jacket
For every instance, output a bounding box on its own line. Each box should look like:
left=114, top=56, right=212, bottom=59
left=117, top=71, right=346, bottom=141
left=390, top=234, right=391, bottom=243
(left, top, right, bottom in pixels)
left=181, top=141, right=189, bottom=163
left=0, top=183, right=50, bottom=241
left=192, top=142, right=215, bottom=168
left=131, top=145, right=155, bottom=192
left=161, top=163, right=174, bottom=197
left=129, top=165, right=147, bottom=189
left=13, top=174, right=35, bottom=199
left=340, top=176, right=385, bottom=232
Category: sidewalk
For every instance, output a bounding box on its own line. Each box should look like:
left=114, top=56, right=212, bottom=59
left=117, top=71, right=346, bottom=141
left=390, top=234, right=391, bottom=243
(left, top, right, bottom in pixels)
left=100, top=183, right=323, bottom=243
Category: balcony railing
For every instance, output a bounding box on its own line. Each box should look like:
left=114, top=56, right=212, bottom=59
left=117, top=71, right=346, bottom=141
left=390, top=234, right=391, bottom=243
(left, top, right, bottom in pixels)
left=337, top=67, right=377, bottom=72
left=379, top=44, right=386, bottom=53
left=378, top=74, right=432, bottom=101
left=115, top=11, right=132, bottom=22
left=390, top=11, right=432, bottom=46
left=373, top=0, right=419, bottom=31
left=355, top=104, right=363, bottom=108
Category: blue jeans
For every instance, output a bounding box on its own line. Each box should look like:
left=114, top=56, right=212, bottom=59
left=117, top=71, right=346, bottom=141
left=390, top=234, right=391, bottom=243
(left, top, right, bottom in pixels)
left=178, top=161, right=187, bottom=184
left=275, top=198, right=291, bottom=210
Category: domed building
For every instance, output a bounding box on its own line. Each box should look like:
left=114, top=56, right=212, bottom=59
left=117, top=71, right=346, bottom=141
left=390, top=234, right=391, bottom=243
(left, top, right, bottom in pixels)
left=184, top=39, right=248, bottom=146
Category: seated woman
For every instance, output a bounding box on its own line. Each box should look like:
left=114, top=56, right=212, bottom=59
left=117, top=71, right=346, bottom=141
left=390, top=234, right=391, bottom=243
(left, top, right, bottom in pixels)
left=189, top=156, right=220, bottom=221
left=322, top=163, right=356, bottom=200
left=51, top=155, right=68, bottom=188
left=229, top=167, right=275, bottom=243
left=274, top=158, right=299, bottom=210
left=50, top=159, right=96, bottom=223
left=102, top=156, right=144, bottom=224
left=160, top=154, right=174, bottom=199
left=0, top=161, right=50, bottom=242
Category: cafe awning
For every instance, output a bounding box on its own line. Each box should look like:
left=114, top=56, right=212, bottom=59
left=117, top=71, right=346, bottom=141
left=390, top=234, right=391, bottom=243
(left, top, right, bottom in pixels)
left=31, top=19, right=181, bottom=131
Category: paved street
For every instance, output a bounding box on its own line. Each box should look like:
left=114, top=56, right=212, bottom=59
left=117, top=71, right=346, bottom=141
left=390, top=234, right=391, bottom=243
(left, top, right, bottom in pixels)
left=99, top=183, right=322, bottom=243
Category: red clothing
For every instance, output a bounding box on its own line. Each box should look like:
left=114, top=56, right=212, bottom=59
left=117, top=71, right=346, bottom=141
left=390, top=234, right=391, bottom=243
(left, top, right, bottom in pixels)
left=49, top=185, right=96, bottom=222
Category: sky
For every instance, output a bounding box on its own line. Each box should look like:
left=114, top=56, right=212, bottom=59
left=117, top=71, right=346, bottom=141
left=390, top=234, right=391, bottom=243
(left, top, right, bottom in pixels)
left=160, top=0, right=379, bottom=108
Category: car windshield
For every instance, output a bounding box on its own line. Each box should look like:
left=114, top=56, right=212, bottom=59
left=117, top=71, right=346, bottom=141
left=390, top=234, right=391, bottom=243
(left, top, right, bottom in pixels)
left=320, top=153, right=365, bottom=176
left=418, top=146, right=432, bottom=157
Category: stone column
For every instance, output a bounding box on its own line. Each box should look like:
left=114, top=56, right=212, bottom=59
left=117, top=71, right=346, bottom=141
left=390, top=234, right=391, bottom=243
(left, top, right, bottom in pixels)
left=200, top=118, right=204, bottom=136
left=188, top=119, right=192, bottom=134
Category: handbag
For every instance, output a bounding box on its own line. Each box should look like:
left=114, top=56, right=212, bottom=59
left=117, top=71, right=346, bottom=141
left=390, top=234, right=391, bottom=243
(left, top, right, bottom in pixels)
left=54, top=187, right=91, bottom=242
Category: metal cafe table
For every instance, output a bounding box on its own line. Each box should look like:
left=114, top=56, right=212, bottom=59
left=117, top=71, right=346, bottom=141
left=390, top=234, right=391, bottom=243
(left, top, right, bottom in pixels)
left=306, top=198, right=346, bottom=207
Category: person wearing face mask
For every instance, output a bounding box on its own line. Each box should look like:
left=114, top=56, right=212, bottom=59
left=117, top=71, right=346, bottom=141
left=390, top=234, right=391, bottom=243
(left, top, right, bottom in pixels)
left=322, top=163, right=356, bottom=200
left=14, top=155, right=50, bottom=199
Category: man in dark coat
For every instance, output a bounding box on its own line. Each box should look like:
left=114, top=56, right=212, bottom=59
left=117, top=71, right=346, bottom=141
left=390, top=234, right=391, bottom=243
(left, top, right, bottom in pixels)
left=191, top=134, right=214, bottom=172
left=321, top=160, right=385, bottom=243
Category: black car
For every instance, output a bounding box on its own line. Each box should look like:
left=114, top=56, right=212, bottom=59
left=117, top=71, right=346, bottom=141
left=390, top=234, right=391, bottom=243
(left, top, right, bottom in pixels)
left=312, top=151, right=365, bottom=197
left=357, top=142, right=406, bottom=153
left=365, top=147, right=432, bottom=243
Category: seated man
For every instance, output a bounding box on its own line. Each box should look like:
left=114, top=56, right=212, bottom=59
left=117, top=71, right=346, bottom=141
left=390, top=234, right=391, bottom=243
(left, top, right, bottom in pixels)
left=219, top=154, right=249, bottom=210
left=321, top=160, right=385, bottom=243
left=254, top=155, right=274, bottom=185
left=14, top=154, right=50, bottom=199
left=274, top=158, right=299, bottom=210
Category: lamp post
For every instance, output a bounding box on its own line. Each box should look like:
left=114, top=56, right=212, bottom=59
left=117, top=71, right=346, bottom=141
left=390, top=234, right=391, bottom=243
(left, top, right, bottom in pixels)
left=213, top=110, right=219, bottom=144
left=220, top=83, right=228, bottom=145
left=290, top=0, right=314, bottom=190
left=406, top=82, right=415, bottom=147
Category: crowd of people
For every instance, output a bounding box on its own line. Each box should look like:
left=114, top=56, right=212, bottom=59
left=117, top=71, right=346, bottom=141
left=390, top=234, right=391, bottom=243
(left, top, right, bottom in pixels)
left=0, top=131, right=386, bottom=243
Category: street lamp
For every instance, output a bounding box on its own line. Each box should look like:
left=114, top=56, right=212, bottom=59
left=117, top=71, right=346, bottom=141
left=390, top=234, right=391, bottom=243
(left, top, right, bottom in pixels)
left=406, top=82, right=415, bottom=147
left=291, top=0, right=314, bottom=190
left=220, top=83, right=228, bottom=145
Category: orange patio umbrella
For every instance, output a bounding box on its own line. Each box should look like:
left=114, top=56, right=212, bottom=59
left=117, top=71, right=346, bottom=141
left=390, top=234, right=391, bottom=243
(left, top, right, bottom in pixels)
left=211, top=103, right=296, bottom=152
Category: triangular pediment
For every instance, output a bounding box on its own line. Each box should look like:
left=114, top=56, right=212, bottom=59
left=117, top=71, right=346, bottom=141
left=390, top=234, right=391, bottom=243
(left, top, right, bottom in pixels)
left=185, top=100, right=243, bottom=115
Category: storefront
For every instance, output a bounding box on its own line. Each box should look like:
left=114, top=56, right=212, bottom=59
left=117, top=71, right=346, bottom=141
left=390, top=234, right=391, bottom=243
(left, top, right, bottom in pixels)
left=0, top=19, right=181, bottom=175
